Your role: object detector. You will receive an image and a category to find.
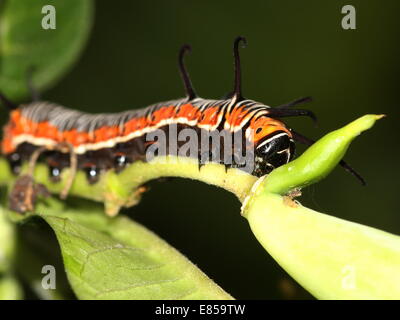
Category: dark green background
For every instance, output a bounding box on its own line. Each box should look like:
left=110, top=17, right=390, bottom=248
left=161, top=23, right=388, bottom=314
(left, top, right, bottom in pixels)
left=11, top=1, right=400, bottom=299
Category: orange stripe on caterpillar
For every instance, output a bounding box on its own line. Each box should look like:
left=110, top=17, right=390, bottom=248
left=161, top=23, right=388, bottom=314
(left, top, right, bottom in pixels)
left=249, top=116, right=292, bottom=143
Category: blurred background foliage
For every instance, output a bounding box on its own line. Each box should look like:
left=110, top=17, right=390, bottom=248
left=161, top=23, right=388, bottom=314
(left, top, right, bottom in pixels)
left=0, top=0, right=399, bottom=299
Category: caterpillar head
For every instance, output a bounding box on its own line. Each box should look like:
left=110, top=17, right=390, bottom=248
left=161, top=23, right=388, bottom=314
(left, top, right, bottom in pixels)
left=253, top=131, right=295, bottom=177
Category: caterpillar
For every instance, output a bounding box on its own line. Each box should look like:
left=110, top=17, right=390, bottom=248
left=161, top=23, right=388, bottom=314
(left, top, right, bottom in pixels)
left=0, top=37, right=364, bottom=214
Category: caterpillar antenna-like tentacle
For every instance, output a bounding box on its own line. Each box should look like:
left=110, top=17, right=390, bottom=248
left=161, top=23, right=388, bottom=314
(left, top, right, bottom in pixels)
left=276, top=96, right=313, bottom=109
left=231, top=36, right=247, bottom=101
left=268, top=108, right=318, bottom=126
left=178, top=44, right=197, bottom=100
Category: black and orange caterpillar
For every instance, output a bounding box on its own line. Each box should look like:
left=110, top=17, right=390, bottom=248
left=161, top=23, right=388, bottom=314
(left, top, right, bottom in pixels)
left=0, top=37, right=363, bottom=213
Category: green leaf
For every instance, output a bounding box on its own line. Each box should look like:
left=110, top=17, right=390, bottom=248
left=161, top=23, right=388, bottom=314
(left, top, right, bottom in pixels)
left=242, top=114, right=400, bottom=299
left=0, top=201, right=22, bottom=300
left=37, top=201, right=233, bottom=300
left=0, top=204, right=15, bottom=273
left=261, top=114, right=385, bottom=195
left=0, top=0, right=93, bottom=100
left=14, top=221, right=76, bottom=300
left=245, top=193, right=400, bottom=299
left=0, top=274, right=22, bottom=299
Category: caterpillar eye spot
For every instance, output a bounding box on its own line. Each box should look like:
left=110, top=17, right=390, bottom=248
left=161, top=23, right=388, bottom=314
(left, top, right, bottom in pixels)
left=49, top=166, right=62, bottom=182
left=8, top=152, right=22, bottom=175
left=114, top=154, right=128, bottom=172
left=85, top=166, right=100, bottom=184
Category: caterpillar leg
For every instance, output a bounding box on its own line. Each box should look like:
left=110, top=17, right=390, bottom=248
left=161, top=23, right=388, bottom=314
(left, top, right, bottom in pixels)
left=8, top=143, right=77, bottom=213
left=27, top=146, right=47, bottom=175
left=9, top=146, right=49, bottom=213
left=58, top=143, right=77, bottom=200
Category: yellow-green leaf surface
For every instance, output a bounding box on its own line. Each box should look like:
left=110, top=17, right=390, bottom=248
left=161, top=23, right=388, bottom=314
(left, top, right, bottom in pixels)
left=0, top=203, right=21, bottom=300
left=0, top=275, right=22, bottom=299
left=245, top=193, right=400, bottom=299
left=36, top=201, right=233, bottom=300
left=0, top=0, right=93, bottom=100
left=0, top=202, right=14, bottom=273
